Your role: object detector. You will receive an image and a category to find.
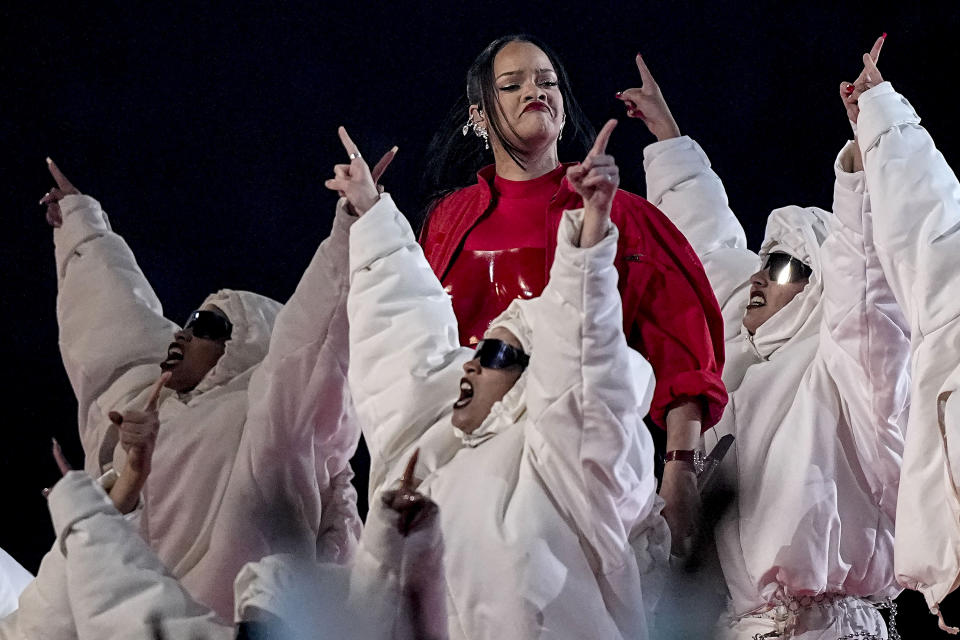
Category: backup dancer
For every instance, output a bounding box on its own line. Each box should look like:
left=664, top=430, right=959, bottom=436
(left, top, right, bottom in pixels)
left=328, top=122, right=667, bottom=639
left=418, top=35, right=727, bottom=550
left=3, top=160, right=364, bottom=634
left=622, top=39, right=909, bottom=638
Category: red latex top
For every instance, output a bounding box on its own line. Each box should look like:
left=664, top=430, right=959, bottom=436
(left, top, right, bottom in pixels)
left=420, top=164, right=728, bottom=430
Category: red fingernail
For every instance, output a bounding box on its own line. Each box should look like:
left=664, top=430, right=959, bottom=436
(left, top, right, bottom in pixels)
left=615, top=91, right=623, bottom=98
left=881, top=32, right=887, bottom=39
left=636, top=52, right=642, bottom=57
left=845, top=85, right=854, bottom=93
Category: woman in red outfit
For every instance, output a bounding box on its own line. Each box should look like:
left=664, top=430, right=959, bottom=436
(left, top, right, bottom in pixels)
left=418, top=34, right=727, bottom=552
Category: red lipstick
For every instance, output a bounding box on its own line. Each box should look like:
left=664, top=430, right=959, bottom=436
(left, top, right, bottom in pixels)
left=522, top=102, right=550, bottom=114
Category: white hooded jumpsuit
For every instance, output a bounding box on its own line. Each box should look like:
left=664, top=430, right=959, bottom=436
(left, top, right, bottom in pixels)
left=1, top=195, right=362, bottom=635
left=643, top=136, right=910, bottom=638
left=347, top=194, right=669, bottom=640
left=858, top=81, right=960, bottom=627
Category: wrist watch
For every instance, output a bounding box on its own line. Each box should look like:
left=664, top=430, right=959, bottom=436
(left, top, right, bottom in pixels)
left=664, top=449, right=704, bottom=474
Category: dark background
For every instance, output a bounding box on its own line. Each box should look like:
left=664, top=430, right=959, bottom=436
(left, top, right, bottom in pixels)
left=2, top=1, right=958, bottom=636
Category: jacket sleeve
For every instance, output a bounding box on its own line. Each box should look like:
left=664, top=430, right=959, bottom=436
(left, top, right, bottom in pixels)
left=53, top=195, right=177, bottom=450
left=858, top=82, right=960, bottom=337
left=643, top=136, right=759, bottom=330
left=46, top=472, right=232, bottom=640
left=817, top=142, right=910, bottom=519
left=241, top=201, right=362, bottom=561
left=315, top=464, right=362, bottom=564
left=0, top=548, right=76, bottom=640
left=523, top=210, right=660, bottom=576
left=347, top=195, right=470, bottom=494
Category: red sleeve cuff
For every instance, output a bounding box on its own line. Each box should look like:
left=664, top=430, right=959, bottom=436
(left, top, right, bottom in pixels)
left=649, top=370, right=728, bottom=432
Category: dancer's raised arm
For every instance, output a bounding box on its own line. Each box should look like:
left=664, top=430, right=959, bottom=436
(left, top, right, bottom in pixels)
left=233, top=143, right=396, bottom=557
left=816, top=36, right=907, bottom=519
left=527, top=121, right=659, bottom=586
left=42, top=160, right=177, bottom=465
left=330, top=128, right=470, bottom=495
left=857, top=44, right=960, bottom=629
left=627, top=55, right=756, bottom=317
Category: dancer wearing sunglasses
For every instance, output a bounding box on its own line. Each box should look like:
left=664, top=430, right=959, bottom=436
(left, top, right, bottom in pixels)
left=328, top=122, right=667, bottom=639
left=853, top=50, right=960, bottom=633
left=624, top=38, right=909, bottom=638
left=5, top=158, right=369, bottom=632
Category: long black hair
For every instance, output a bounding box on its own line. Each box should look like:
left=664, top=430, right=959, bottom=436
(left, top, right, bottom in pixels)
left=420, top=34, right=595, bottom=220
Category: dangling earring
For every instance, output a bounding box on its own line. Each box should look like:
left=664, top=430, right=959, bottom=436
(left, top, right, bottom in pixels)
left=474, top=122, right=489, bottom=150
left=558, top=114, right=566, bottom=142
left=462, top=112, right=490, bottom=150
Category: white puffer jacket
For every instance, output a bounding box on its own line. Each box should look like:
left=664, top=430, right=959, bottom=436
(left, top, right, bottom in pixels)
left=347, top=195, right=667, bottom=640
left=644, top=137, right=909, bottom=622
left=32, top=471, right=444, bottom=640
left=2, top=195, right=362, bottom=634
left=858, top=81, right=960, bottom=621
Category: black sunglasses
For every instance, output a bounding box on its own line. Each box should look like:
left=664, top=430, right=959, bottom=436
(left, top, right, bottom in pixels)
left=474, top=338, right=530, bottom=370
left=763, top=252, right=812, bottom=284
left=184, top=310, right=233, bottom=341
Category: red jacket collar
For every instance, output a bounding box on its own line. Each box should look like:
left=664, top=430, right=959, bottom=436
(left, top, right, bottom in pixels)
left=421, top=162, right=584, bottom=279
left=473, top=162, right=580, bottom=203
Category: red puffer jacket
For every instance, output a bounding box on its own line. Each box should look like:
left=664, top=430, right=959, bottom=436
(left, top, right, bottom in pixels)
left=419, top=164, right=727, bottom=430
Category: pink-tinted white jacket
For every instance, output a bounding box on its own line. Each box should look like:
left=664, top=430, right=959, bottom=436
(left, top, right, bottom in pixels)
left=644, top=135, right=909, bottom=624
left=2, top=194, right=362, bottom=634
left=858, top=81, right=960, bottom=622
left=347, top=195, right=668, bottom=639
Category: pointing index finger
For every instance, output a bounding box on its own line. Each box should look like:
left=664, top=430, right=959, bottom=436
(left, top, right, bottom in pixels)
left=400, top=448, right=420, bottom=490
left=337, top=126, right=362, bottom=160
left=588, top=119, right=618, bottom=158
left=145, top=372, right=171, bottom=412
left=52, top=438, right=72, bottom=475
left=869, top=34, right=885, bottom=63
left=46, top=158, right=75, bottom=192
left=635, top=53, right=656, bottom=90
left=370, top=146, right=399, bottom=184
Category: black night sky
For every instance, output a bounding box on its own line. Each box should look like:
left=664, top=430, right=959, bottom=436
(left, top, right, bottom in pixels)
left=2, top=1, right=959, bottom=635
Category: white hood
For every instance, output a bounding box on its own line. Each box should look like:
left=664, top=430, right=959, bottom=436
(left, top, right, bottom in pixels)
left=184, top=289, right=282, bottom=399
left=723, top=206, right=830, bottom=392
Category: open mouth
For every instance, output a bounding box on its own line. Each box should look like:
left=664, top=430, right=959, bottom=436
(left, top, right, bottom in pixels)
left=453, top=378, right=474, bottom=410
left=160, top=343, right=184, bottom=370
left=746, top=291, right=766, bottom=309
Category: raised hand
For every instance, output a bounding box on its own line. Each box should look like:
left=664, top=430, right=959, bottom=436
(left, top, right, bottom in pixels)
left=381, top=449, right=438, bottom=537
left=616, top=54, right=680, bottom=142
left=107, top=372, right=170, bottom=513
left=39, top=158, right=81, bottom=228
left=52, top=437, right=73, bottom=475
left=323, top=126, right=398, bottom=216
left=41, top=437, right=74, bottom=498
left=566, top=119, right=619, bottom=247
left=840, top=34, right=885, bottom=126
